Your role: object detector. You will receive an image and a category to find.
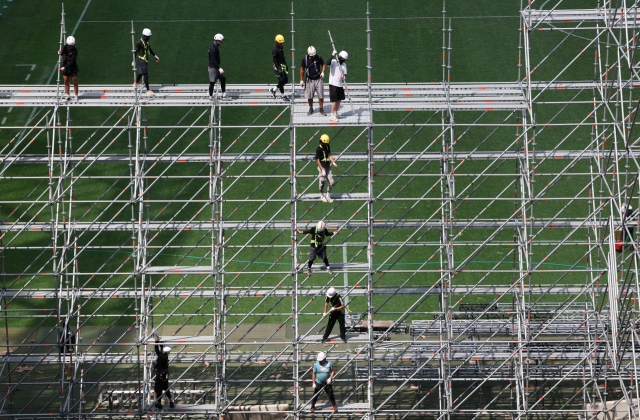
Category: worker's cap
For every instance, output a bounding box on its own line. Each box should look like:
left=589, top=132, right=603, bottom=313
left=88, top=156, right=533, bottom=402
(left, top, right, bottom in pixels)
left=163, top=346, right=171, bottom=353
left=326, top=287, right=336, bottom=298
left=316, top=221, right=325, bottom=231
left=142, top=28, right=152, bottom=37
left=317, top=351, right=326, bottom=361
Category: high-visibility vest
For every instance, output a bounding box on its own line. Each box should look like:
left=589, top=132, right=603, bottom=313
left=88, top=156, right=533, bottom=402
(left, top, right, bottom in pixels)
left=139, top=39, right=150, bottom=62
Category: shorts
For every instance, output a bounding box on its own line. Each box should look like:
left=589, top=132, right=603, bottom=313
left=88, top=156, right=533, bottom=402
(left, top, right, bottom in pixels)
left=309, top=245, right=327, bottom=261
left=138, top=61, right=148, bottom=75
left=63, top=66, right=78, bottom=77
left=305, top=78, right=324, bottom=99
left=329, top=85, right=345, bottom=102
left=208, top=66, right=226, bottom=83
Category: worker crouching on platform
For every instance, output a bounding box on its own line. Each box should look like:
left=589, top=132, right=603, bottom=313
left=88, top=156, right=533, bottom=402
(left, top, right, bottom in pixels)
left=154, top=336, right=175, bottom=410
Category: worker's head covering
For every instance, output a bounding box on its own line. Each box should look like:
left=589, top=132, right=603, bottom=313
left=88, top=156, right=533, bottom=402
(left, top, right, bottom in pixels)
left=317, top=351, right=326, bottom=361
left=326, top=287, right=336, bottom=298
left=317, top=221, right=325, bottom=231
left=163, top=346, right=171, bottom=353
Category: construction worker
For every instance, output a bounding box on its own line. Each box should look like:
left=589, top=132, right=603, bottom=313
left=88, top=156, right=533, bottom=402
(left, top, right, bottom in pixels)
left=622, top=203, right=636, bottom=243
left=316, top=134, right=338, bottom=203
left=300, top=46, right=326, bottom=116
left=295, top=220, right=339, bottom=276
left=270, top=34, right=289, bottom=101
left=328, top=50, right=348, bottom=121
left=322, top=287, right=347, bottom=343
left=134, top=28, right=160, bottom=96
left=310, top=351, right=338, bottom=413
left=208, top=33, right=231, bottom=101
left=58, top=36, right=79, bottom=102
left=154, top=336, right=175, bottom=410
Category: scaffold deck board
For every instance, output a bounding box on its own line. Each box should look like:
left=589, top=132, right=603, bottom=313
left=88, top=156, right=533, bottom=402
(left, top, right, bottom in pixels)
left=297, top=193, right=369, bottom=201
left=303, top=334, right=370, bottom=343
left=522, top=8, right=640, bottom=24
left=291, top=103, right=372, bottom=125
left=0, top=286, right=606, bottom=299
left=296, top=263, right=370, bottom=272
left=310, top=403, right=369, bottom=412
left=0, top=220, right=622, bottom=231
left=4, top=150, right=640, bottom=164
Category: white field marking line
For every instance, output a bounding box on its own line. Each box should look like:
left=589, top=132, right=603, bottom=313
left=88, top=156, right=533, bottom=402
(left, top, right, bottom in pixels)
left=83, top=15, right=518, bottom=23
left=1, top=118, right=6, bottom=125
left=7, top=107, right=12, bottom=113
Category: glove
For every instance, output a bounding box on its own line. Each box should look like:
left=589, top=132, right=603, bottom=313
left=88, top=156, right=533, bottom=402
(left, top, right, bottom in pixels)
left=219, top=68, right=224, bottom=74
left=295, top=228, right=300, bottom=233
left=313, top=382, right=317, bottom=389
left=334, top=230, right=339, bottom=235
left=333, top=162, right=338, bottom=168
left=327, top=378, right=332, bottom=385
left=341, top=75, right=346, bottom=80
left=154, top=55, right=160, bottom=62
left=328, top=307, right=335, bottom=312
left=58, top=50, right=63, bottom=55
left=131, top=61, right=136, bottom=67
left=59, top=66, right=65, bottom=71
left=321, top=169, right=326, bottom=177
left=300, top=80, right=305, bottom=88
left=332, top=50, right=337, bottom=56
left=320, top=72, right=324, bottom=79
left=322, top=312, right=328, bottom=317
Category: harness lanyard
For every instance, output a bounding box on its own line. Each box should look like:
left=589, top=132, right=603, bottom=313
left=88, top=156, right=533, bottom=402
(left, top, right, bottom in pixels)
left=140, top=39, right=149, bottom=62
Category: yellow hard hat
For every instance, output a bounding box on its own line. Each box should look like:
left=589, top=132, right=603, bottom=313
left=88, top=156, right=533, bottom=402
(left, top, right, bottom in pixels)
left=275, top=34, right=285, bottom=43
left=320, top=134, right=330, bottom=144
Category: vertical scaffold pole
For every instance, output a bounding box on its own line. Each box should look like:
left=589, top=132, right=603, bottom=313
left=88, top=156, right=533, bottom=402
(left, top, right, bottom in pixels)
left=365, top=4, right=374, bottom=419
left=217, top=92, right=227, bottom=418
left=290, top=5, right=300, bottom=419
left=56, top=4, right=65, bottom=102
left=131, top=22, right=139, bottom=100
left=290, top=3, right=296, bottom=111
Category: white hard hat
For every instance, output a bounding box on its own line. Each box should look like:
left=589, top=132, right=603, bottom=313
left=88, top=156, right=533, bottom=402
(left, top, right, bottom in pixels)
left=339, top=50, right=348, bottom=60
left=66, top=36, right=75, bottom=45
left=214, top=33, right=225, bottom=42
left=317, top=351, right=326, bottom=361
left=326, top=287, right=336, bottom=298
left=316, top=221, right=325, bottom=231
left=163, top=346, right=171, bottom=353
left=142, top=28, right=152, bottom=37
left=307, top=46, right=316, bottom=56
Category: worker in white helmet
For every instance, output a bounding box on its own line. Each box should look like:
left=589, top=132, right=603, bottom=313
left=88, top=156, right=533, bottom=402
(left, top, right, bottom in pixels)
left=310, top=351, right=338, bottom=413
left=57, top=36, right=79, bottom=102
left=208, top=33, right=231, bottom=101
left=328, top=50, right=348, bottom=121
left=322, top=287, right=346, bottom=343
left=295, top=220, right=339, bottom=276
left=135, top=28, right=160, bottom=96
left=153, top=335, right=175, bottom=409
left=300, top=46, right=326, bottom=116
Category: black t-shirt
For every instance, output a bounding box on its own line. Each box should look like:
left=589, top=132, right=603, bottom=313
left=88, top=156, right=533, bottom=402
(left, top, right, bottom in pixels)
left=61, top=45, right=78, bottom=70
left=301, top=55, right=324, bottom=80
left=209, top=41, right=221, bottom=69
left=302, top=226, right=334, bottom=247
left=155, top=345, right=169, bottom=371
left=272, top=44, right=287, bottom=68
left=325, top=294, right=344, bottom=313
left=315, top=144, right=332, bottom=169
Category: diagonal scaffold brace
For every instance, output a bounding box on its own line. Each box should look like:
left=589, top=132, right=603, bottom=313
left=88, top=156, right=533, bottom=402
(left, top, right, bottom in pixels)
left=327, top=30, right=354, bottom=114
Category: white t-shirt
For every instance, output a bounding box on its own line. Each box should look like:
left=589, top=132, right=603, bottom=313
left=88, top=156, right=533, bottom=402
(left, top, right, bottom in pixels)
left=329, top=58, right=347, bottom=87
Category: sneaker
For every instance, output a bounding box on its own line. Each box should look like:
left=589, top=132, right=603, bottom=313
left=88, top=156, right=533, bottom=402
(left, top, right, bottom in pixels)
left=269, top=87, right=277, bottom=99
left=329, top=115, right=338, bottom=122
left=341, top=337, right=347, bottom=343
left=320, top=194, right=328, bottom=203
left=310, top=407, right=316, bottom=413
left=155, top=403, right=163, bottom=410
left=221, top=94, right=232, bottom=101
left=307, top=108, right=314, bottom=115
left=133, top=83, right=141, bottom=89
left=331, top=406, right=338, bottom=412
left=325, top=194, right=334, bottom=203
left=64, top=94, right=70, bottom=101
left=74, top=95, right=78, bottom=102
left=326, top=266, right=333, bottom=275
left=209, top=95, right=215, bottom=101
left=321, top=338, right=327, bottom=344
left=319, top=109, right=327, bottom=116
left=169, top=402, right=175, bottom=409
left=306, top=267, right=313, bottom=277
left=146, top=90, right=155, bottom=96
left=281, top=95, right=290, bottom=101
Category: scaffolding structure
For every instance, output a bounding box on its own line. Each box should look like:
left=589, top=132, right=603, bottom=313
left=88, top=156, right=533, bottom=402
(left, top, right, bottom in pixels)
left=1, top=1, right=640, bottom=419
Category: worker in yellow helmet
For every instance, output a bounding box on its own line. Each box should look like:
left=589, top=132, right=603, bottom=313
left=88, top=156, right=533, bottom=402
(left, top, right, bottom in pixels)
left=270, top=34, right=290, bottom=101
left=316, top=134, right=338, bottom=202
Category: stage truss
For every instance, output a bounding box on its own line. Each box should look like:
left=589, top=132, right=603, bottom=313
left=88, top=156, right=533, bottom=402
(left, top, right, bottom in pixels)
left=1, top=1, right=640, bottom=419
